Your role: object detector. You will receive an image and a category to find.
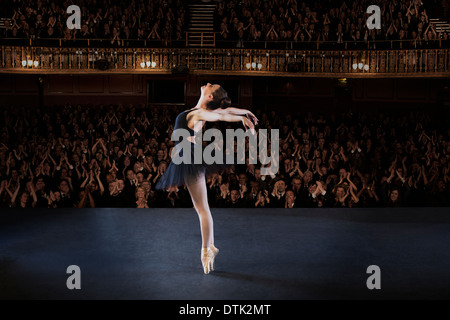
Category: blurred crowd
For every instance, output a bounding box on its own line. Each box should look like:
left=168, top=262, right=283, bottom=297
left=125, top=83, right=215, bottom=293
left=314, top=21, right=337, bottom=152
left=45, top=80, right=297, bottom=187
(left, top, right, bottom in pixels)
left=0, top=103, right=448, bottom=209
left=1, top=0, right=187, bottom=46
left=214, top=0, right=449, bottom=48
left=1, top=0, right=449, bottom=49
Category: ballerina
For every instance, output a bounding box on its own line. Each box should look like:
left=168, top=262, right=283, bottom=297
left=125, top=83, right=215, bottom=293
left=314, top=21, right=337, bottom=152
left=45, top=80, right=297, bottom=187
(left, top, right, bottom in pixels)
left=156, top=83, right=258, bottom=274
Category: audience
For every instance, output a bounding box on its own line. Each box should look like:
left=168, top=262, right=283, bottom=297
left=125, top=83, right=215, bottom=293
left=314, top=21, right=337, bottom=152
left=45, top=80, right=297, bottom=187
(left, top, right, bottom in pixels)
left=2, top=0, right=449, bottom=49
left=0, top=103, right=448, bottom=209
left=0, top=1, right=448, bottom=209
left=214, top=0, right=449, bottom=48
left=2, top=0, right=187, bottom=47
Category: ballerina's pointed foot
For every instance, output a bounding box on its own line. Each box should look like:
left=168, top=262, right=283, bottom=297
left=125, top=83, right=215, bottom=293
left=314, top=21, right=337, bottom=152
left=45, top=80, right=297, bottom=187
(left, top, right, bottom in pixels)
left=201, top=248, right=212, bottom=274
left=209, top=245, right=219, bottom=271
left=201, top=246, right=219, bottom=274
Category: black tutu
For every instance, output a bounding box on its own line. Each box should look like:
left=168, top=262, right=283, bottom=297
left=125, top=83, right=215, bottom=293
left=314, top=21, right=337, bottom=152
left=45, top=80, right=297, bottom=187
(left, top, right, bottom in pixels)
left=155, top=142, right=235, bottom=190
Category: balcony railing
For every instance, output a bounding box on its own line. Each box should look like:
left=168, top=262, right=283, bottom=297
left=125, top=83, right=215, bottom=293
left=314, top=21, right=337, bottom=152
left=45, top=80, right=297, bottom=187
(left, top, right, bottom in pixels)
left=1, top=45, right=449, bottom=76
left=1, top=36, right=449, bottom=50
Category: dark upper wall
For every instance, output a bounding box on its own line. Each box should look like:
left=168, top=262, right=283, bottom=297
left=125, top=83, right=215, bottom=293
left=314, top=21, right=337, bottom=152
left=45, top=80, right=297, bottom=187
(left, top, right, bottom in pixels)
left=0, top=74, right=252, bottom=108
left=0, top=74, right=448, bottom=112
left=253, top=77, right=450, bottom=114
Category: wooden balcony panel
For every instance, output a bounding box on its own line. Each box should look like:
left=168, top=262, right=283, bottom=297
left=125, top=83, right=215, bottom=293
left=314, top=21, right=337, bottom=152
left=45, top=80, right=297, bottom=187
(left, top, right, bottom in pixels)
left=1, top=46, right=449, bottom=78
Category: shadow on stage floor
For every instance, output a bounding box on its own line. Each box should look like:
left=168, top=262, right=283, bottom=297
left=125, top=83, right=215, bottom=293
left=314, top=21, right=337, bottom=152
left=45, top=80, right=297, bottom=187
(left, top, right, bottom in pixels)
left=0, top=207, right=449, bottom=300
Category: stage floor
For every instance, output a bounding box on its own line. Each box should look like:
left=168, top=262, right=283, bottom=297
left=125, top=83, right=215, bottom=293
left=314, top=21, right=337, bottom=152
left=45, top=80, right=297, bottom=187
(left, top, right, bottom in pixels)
left=1, top=207, right=450, bottom=300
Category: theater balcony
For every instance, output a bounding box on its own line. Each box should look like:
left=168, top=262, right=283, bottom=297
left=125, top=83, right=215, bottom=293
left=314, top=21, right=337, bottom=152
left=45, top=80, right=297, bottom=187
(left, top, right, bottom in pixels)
left=1, top=39, right=449, bottom=78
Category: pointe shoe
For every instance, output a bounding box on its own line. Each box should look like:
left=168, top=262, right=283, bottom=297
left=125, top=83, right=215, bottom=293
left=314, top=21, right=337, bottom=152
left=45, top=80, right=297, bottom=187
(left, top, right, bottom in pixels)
left=201, top=248, right=214, bottom=274
left=209, top=245, right=219, bottom=271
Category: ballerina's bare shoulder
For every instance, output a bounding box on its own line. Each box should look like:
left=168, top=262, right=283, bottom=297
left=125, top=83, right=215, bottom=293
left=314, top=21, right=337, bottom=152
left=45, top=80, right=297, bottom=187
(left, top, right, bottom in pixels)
left=186, top=108, right=212, bottom=131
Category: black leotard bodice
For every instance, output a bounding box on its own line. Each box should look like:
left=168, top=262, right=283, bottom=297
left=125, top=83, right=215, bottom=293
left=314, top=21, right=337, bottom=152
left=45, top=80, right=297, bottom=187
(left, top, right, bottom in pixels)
left=174, top=109, right=195, bottom=139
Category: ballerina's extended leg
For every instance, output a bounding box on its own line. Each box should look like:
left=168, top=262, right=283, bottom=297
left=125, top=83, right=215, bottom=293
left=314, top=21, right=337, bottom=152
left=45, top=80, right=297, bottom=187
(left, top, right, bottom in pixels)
left=186, top=174, right=219, bottom=274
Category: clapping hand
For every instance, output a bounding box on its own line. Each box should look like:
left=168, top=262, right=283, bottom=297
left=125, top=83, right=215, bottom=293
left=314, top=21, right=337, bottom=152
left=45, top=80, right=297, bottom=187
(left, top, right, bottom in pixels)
left=220, top=184, right=229, bottom=198
left=240, top=184, right=247, bottom=195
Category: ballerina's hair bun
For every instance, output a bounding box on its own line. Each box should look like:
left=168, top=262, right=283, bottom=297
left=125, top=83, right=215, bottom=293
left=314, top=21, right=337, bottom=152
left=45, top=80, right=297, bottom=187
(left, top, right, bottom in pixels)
left=207, top=86, right=232, bottom=110
left=219, top=96, right=232, bottom=109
